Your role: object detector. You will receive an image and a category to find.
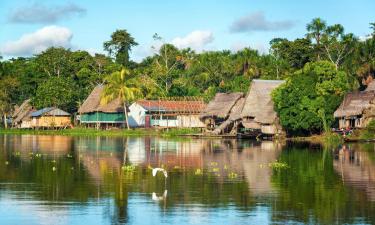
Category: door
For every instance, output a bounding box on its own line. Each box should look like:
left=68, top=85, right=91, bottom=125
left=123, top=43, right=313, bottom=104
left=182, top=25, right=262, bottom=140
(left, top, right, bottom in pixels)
left=145, top=115, right=151, bottom=128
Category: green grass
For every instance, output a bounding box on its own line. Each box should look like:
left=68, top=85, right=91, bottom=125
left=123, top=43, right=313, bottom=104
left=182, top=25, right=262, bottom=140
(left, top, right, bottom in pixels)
left=0, top=127, right=201, bottom=137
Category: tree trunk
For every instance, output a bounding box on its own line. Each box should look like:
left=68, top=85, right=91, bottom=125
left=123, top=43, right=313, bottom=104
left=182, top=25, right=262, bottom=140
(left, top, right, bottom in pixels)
left=123, top=102, right=129, bottom=130
left=3, top=113, right=7, bottom=129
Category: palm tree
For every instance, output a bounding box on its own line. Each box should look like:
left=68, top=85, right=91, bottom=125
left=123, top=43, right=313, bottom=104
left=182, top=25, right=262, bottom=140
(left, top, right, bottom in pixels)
left=306, top=18, right=327, bottom=60
left=101, top=68, right=142, bottom=129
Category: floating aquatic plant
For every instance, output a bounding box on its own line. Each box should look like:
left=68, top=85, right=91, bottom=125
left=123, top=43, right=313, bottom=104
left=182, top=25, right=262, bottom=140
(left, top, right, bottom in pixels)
left=269, top=161, right=289, bottom=170
left=195, top=168, right=203, bottom=175
left=122, top=165, right=136, bottom=172
left=228, top=172, right=238, bottom=179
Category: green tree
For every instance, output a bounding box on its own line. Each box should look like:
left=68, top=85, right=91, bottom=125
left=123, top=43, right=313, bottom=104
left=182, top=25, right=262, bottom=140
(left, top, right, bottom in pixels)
left=0, top=76, right=19, bottom=128
left=33, top=77, right=78, bottom=112
left=101, top=68, right=142, bottom=129
left=321, top=24, right=357, bottom=69
left=306, top=17, right=327, bottom=60
left=103, top=30, right=138, bottom=66
left=273, top=61, right=351, bottom=134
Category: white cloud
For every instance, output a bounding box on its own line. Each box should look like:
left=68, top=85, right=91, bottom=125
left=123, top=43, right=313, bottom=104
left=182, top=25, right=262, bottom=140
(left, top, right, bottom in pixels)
left=1, top=26, right=73, bottom=56
left=230, top=11, right=295, bottom=33
left=171, top=30, right=214, bottom=51
left=8, top=3, right=86, bottom=24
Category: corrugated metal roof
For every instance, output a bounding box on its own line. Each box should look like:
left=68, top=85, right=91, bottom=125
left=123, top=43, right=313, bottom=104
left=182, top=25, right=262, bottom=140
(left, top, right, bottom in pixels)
left=31, top=107, right=70, bottom=117
left=137, top=100, right=206, bottom=113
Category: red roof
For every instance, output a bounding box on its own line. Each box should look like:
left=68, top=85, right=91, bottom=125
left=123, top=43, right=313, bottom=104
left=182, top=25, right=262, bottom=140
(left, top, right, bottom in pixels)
left=136, top=100, right=206, bottom=113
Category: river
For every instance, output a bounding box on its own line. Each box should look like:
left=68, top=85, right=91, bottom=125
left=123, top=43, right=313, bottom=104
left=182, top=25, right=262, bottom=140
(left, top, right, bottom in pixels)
left=0, top=135, right=374, bottom=225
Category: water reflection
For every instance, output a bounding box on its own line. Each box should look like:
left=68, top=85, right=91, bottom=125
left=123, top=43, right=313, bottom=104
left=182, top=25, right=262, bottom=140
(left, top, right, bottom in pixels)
left=334, top=144, right=375, bottom=201
left=0, top=135, right=375, bottom=224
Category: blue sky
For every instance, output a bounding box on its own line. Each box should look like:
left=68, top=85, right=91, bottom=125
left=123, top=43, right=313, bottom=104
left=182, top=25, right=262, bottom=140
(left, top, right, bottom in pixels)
left=0, top=0, right=374, bottom=61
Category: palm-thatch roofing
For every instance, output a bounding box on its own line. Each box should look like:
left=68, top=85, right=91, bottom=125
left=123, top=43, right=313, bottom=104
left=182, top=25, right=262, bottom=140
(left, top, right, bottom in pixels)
left=211, top=97, right=245, bottom=134
left=78, top=85, right=124, bottom=114
left=200, top=92, right=244, bottom=119
left=241, top=80, right=285, bottom=124
left=365, top=80, right=375, bottom=92
left=334, top=91, right=375, bottom=118
left=12, top=99, right=34, bottom=124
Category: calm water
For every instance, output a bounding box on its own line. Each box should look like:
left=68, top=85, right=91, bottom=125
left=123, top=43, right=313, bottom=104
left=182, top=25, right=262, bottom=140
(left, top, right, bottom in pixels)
left=0, top=135, right=374, bottom=225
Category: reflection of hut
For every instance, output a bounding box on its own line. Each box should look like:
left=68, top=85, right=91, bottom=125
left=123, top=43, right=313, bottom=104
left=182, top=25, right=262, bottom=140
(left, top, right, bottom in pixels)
left=334, top=84, right=375, bottom=129
left=240, top=80, right=285, bottom=136
left=128, top=99, right=206, bottom=128
left=200, top=93, right=244, bottom=132
left=12, top=99, right=35, bottom=128
left=333, top=145, right=375, bottom=201
left=30, top=107, right=71, bottom=129
left=78, top=85, right=125, bottom=129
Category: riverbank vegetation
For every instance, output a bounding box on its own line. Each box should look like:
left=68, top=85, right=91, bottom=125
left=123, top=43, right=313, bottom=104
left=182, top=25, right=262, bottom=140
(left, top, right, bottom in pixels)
left=1, top=19, right=374, bottom=137
left=0, top=127, right=200, bottom=137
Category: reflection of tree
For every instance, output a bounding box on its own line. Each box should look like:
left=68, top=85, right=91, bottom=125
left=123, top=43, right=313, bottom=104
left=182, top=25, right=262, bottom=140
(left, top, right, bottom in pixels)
left=271, top=145, right=375, bottom=224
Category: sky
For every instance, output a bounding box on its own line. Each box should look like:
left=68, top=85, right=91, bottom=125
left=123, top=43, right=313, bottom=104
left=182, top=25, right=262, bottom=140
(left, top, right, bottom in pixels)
left=0, top=0, right=374, bottom=61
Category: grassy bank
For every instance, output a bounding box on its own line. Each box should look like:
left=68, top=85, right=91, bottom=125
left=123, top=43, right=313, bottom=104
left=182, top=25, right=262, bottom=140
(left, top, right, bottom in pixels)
left=288, top=132, right=344, bottom=146
left=0, top=127, right=201, bottom=137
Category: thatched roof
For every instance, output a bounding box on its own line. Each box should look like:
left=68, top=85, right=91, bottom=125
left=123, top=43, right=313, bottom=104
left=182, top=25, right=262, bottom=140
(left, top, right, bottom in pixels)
left=241, top=80, right=285, bottom=124
left=200, top=92, right=244, bottom=119
left=78, top=85, right=124, bottom=114
left=365, top=80, right=375, bottom=92
left=12, top=99, right=34, bottom=123
left=228, top=97, right=245, bottom=120
left=334, top=91, right=375, bottom=118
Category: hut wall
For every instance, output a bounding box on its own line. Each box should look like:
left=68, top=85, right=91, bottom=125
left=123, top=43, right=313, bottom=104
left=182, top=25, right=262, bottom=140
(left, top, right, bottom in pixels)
left=151, top=115, right=178, bottom=127
left=177, top=115, right=205, bottom=128
left=128, top=103, right=147, bottom=127
left=32, top=116, right=71, bottom=128
left=261, top=124, right=277, bottom=135
left=80, top=112, right=125, bottom=123
left=20, top=120, right=32, bottom=128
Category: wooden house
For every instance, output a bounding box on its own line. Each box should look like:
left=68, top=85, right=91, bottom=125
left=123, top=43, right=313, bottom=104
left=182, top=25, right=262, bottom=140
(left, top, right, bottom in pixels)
left=78, top=85, right=126, bottom=128
left=12, top=99, right=35, bottom=128
left=334, top=82, right=375, bottom=129
left=199, top=92, right=244, bottom=133
left=240, top=80, right=285, bottom=136
left=128, top=99, right=206, bottom=128
left=30, top=107, right=71, bottom=129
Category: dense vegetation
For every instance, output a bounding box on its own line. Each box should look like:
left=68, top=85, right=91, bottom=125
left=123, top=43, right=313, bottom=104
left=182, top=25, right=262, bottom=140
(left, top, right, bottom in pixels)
left=0, top=18, right=374, bottom=133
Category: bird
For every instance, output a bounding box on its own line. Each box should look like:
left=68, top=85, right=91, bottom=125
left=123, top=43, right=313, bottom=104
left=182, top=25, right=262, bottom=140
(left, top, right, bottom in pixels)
left=152, top=167, right=168, bottom=178
left=152, top=190, right=168, bottom=201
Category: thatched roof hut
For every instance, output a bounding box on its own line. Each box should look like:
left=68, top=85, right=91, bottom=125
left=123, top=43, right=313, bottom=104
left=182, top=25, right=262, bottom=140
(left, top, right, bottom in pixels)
left=78, top=85, right=124, bottom=114
left=211, top=97, right=245, bottom=134
left=12, top=99, right=35, bottom=126
left=333, top=91, right=375, bottom=118
left=241, top=80, right=285, bottom=125
left=200, top=92, right=244, bottom=119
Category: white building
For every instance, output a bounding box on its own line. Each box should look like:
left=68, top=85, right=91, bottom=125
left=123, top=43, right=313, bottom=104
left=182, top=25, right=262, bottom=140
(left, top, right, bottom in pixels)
left=128, top=100, right=206, bottom=128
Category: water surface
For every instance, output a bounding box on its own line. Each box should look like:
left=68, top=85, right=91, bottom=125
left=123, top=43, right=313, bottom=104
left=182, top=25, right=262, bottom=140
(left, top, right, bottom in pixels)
left=0, top=135, right=374, bottom=225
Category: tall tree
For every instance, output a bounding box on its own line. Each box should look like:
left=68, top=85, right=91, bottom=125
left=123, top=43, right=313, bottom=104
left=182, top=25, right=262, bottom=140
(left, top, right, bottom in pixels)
left=103, top=30, right=138, bottom=66
left=321, top=24, right=357, bottom=70
left=306, top=18, right=327, bottom=60
left=101, top=68, right=142, bottom=129
left=0, top=76, right=19, bottom=128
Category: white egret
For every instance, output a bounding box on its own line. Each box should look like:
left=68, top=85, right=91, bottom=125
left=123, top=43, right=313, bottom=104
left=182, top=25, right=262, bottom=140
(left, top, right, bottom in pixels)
left=152, top=190, right=168, bottom=201
left=152, top=168, right=168, bottom=178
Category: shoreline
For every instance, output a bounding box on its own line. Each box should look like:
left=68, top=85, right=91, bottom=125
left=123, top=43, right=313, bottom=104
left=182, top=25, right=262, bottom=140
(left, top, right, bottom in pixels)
left=0, top=127, right=201, bottom=138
